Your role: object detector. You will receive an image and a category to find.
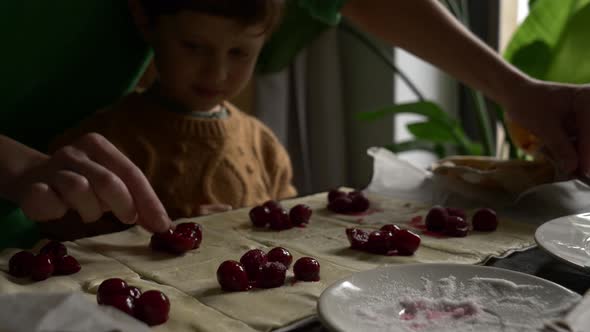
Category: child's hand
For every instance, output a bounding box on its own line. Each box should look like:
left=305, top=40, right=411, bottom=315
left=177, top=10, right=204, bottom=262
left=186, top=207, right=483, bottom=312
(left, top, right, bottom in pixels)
left=13, top=133, right=171, bottom=233
left=197, top=204, right=232, bottom=216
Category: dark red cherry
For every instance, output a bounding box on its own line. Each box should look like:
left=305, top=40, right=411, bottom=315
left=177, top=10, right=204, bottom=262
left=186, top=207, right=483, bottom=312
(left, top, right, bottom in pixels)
left=293, top=257, right=321, bottom=282
left=472, top=208, right=498, bottom=232
left=444, top=216, right=469, bottom=237
left=328, top=189, right=347, bottom=203
left=40, top=241, right=68, bottom=260
left=263, top=200, right=283, bottom=212
left=256, top=262, right=287, bottom=289
left=166, top=232, right=197, bottom=254
left=366, top=231, right=393, bottom=255
left=8, top=251, right=35, bottom=278
left=346, top=228, right=369, bottom=250
left=175, top=222, right=202, bottom=248
left=240, top=249, right=268, bottom=281
left=97, top=278, right=129, bottom=305
left=392, top=229, right=421, bottom=255
left=267, top=247, right=293, bottom=269
left=425, top=206, right=448, bottom=232
left=150, top=229, right=174, bottom=252
left=127, top=286, right=142, bottom=300
left=289, top=204, right=312, bottom=226
left=54, top=255, right=81, bottom=275
left=102, top=295, right=135, bottom=316
left=446, top=207, right=467, bottom=221
left=31, top=254, right=54, bottom=281
left=217, top=260, right=250, bottom=292
left=134, top=290, right=170, bottom=326
left=249, top=206, right=271, bottom=227
left=328, top=197, right=353, bottom=213
left=380, top=224, right=401, bottom=234
left=268, top=209, right=292, bottom=230
left=350, top=194, right=370, bottom=213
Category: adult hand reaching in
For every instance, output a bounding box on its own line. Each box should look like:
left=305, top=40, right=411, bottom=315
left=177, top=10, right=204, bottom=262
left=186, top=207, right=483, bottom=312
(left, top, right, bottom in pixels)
left=0, top=133, right=171, bottom=233
left=503, top=80, right=590, bottom=176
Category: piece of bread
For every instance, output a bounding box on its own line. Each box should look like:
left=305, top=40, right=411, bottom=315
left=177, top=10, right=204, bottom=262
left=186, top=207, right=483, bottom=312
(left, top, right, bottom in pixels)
left=431, top=156, right=557, bottom=196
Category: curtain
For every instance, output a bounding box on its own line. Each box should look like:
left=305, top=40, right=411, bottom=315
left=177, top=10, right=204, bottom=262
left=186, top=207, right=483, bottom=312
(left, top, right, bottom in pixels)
left=255, top=27, right=395, bottom=195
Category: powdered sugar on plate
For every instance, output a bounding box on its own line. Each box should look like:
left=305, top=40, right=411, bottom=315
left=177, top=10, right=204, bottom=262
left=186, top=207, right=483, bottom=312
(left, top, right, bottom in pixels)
left=349, top=275, right=574, bottom=332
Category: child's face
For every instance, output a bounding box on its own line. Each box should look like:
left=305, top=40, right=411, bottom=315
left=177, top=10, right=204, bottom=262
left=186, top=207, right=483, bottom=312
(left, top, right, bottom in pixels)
left=148, top=11, right=267, bottom=111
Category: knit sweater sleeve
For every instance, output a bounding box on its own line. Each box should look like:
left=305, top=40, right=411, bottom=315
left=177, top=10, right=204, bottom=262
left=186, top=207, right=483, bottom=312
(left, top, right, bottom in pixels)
left=255, top=122, right=297, bottom=200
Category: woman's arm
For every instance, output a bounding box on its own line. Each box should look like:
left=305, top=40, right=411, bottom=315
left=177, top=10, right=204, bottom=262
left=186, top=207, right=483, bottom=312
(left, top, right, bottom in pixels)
left=342, top=0, right=590, bottom=175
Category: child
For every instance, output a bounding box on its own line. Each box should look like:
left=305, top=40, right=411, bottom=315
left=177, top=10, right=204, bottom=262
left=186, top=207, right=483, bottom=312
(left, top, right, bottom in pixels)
left=46, top=0, right=295, bottom=239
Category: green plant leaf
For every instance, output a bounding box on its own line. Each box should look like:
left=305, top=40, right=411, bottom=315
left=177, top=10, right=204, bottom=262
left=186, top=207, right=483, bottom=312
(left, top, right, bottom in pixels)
left=509, top=40, right=552, bottom=79
left=545, top=4, right=590, bottom=83
left=357, top=101, right=457, bottom=127
left=504, top=0, right=577, bottom=63
left=406, top=121, right=455, bottom=143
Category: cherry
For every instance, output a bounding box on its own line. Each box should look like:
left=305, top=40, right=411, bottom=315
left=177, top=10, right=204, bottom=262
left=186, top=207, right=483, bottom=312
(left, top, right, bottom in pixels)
left=444, top=216, right=469, bottom=237
left=328, top=196, right=353, bottom=213
left=102, top=295, right=135, bottom=316
left=263, top=200, right=283, bottom=212
left=175, top=222, right=202, bottom=249
left=240, top=249, right=268, bottom=281
left=366, top=231, right=394, bottom=255
left=166, top=232, right=197, bottom=254
left=446, top=207, right=467, bottom=221
left=392, top=229, right=421, bottom=255
left=346, top=228, right=369, bottom=250
left=97, top=278, right=129, bottom=305
left=380, top=224, right=401, bottom=234
left=217, top=260, right=250, bottom=292
left=268, top=209, right=292, bottom=230
left=293, top=257, right=320, bottom=282
left=350, top=194, right=370, bottom=213
left=267, top=247, right=293, bottom=269
left=54, top=255, right=81, bottom=275
left=472, top=208, right=498, bottom=232
left=127, top=286, right=142, bottom=300
left=39, top=241, right=68, bottom=260
left=150, top=229, right=174, bottom=252
left=289, top=204, right=312, bottom=226
left=257, top=262, right=287, bottom=289
left=249, top=206, right=271, bottom=227
left=151, top=229, right=196, bottom=254
left=134, top=290, right=170, bottom=326
left=328, top=189, right=347, bottom=203
left=425, top=206, right=448, bottom=232
left=8, top=251, right=35, bottom=278
left=31, top=254, right=54, bottom=281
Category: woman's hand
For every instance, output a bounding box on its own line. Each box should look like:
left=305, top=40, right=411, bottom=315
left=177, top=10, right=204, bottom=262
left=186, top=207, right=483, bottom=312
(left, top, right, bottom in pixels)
left=7, top=133, right=171, bottom=233
left=503, top=79, right=590, bottom=176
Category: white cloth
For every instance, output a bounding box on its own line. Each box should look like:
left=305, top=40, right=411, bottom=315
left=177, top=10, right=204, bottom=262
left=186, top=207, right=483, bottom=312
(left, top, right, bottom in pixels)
left=0, top=292, right=149, bottom=332
left=366, top=147, right=590, bottom=223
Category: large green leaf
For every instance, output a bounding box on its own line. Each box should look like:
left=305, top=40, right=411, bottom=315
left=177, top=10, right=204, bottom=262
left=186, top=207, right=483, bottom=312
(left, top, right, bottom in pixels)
left=545, top=4, right=590, bottom=83
left=509, top=40, right=552, bottom=79
left=504, top=0, right=577, bottom=63
left=357, top=101, right=457, bottom=127
left=407, top=121, right=455, bottom=143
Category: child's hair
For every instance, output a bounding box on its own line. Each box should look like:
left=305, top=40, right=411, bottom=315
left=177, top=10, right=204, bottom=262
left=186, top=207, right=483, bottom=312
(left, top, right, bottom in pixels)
left=139, top=0, right=284, bottom=34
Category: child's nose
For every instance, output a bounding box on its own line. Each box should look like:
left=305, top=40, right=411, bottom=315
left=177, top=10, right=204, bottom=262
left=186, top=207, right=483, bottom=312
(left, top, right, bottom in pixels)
left=201, top=57, right=228, bottom=84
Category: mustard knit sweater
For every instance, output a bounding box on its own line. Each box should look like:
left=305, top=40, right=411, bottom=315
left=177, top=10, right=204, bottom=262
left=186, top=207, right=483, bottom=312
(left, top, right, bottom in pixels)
left=51, top=92, right=297, bottom=220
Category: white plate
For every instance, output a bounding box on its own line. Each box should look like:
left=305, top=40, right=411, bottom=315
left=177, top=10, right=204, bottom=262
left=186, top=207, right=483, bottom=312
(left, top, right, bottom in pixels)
left=535, top=212, right=590, bottom=272
left=318, top=264, right=580, bottom=332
